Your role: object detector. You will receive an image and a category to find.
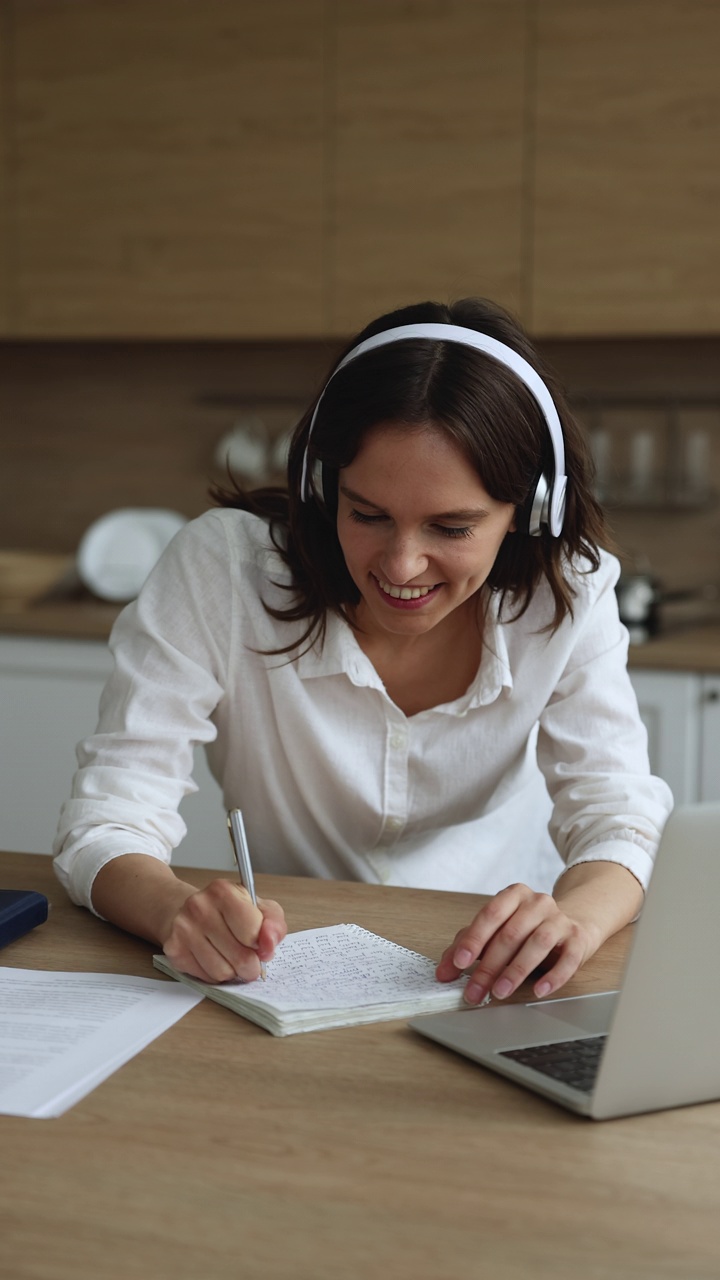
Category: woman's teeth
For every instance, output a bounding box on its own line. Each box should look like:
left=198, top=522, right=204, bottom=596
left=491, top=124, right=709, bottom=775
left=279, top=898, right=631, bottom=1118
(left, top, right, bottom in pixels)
left=377, top=577, right=433, bottom=601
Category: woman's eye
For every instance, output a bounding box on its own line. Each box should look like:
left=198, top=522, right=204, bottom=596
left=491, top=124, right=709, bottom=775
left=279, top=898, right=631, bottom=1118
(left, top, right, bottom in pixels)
left=349, top=509, right=386, bottom=525
left=436, top=525, right=473, bottom=539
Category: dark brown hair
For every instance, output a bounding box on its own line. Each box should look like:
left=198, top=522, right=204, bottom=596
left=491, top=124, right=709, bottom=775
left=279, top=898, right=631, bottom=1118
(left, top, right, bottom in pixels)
left=211, top=297, right=608, bottom=655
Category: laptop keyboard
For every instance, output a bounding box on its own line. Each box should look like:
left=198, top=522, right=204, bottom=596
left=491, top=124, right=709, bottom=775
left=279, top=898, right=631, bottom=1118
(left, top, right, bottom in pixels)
left=499, top=1035, right=607, bottom=1093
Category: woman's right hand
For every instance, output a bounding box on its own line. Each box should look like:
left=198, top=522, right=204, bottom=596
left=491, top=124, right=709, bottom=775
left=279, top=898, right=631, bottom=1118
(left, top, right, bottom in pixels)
left=161, top=879, right=287, bottom=984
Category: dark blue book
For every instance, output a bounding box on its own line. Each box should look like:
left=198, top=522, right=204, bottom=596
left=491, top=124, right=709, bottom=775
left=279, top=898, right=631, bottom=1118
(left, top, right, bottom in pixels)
left=0, top=890, right=49, bottom=948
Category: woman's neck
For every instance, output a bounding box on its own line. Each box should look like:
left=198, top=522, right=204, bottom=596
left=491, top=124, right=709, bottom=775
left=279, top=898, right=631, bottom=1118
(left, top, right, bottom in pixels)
left=350, top=596, right=486, bottom=716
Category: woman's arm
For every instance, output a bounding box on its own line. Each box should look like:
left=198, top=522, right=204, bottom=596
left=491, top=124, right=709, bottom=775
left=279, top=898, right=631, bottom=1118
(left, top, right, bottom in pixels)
left=91, top=854, right=286, bottom=984
left=436, top=859, right=643, bottom=1004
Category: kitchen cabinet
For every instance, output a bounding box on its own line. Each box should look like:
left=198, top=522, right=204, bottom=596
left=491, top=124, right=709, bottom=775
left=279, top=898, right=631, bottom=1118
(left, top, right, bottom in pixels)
left=9, top=0, right=528, bottom=339
left=531, top=0, right=720, bottom=335
left=699, top=675, right=720, bottom=803
left=330, top=0, right=528, bottom=334
left=0, top=2, right=10, bottom=334
left=4, top=1, right=720, bottom=338
left=0, top=635, right=229, bottom=868
left=8, top=0, right=327, bottom=337
left=629, top=669, right=720, bottom=805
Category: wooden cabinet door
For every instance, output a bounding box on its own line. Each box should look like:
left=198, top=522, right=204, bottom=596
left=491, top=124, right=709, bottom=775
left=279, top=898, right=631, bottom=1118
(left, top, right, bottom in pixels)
left=0, top=3, right=10, bottom=334
left=10, top=0, right=327, bottom=337
left=331, top=0, right=528, bottom=336
left=531, top=1, right=720, bottom=336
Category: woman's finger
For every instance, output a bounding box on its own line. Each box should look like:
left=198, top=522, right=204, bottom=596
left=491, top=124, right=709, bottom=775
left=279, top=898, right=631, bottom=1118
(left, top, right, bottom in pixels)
left=530, top=932, right=588, bottom=999
left=255, top=897, right=288, bottom=959
left=435, top=884, right=537, bottom=981
left=462, top=897, right=566, bottom=997
left=466, top=917, right=582, bottom=1004
left=171, top=929, right=262, bottom=985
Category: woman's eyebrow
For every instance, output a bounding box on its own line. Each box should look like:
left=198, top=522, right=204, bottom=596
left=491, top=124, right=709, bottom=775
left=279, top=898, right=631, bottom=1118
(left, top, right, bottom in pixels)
left=339, top=485, right=488, bottom=521
left=432, top=507, right=489, bottom=521
left=339, top=484, right=384, bottom=510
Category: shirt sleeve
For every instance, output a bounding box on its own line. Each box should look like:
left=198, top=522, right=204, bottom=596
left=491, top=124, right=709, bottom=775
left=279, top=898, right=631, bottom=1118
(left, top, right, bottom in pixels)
left=535, top=554, right=673, bottom=891
left=52, top=512, right=234, bottom=914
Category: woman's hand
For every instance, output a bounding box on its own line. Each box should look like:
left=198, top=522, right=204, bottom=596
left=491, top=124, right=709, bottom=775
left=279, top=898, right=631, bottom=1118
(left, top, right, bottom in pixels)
left=160, top=879, right=287, bottom=984
left=435, top=882, right=596, bottom=1006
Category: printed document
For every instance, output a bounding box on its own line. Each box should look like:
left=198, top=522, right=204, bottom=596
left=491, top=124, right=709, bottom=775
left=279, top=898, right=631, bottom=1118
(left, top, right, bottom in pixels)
left=0, top=967, right=203, bottom=1118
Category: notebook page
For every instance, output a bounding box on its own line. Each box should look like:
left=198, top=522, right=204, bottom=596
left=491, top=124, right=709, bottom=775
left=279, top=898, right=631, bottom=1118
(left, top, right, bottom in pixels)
left=214, top=924, right=457, bottom=1012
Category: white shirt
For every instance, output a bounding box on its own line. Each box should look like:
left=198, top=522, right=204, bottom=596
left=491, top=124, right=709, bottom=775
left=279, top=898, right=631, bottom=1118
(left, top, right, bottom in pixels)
left=53, top=509, right=672, bottom=913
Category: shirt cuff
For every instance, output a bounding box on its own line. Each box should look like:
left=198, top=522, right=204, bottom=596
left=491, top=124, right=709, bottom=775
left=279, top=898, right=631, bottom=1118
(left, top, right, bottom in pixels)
left=559, top=837, right=655, bottom=894
left=53, top=839, right=171, bottom=918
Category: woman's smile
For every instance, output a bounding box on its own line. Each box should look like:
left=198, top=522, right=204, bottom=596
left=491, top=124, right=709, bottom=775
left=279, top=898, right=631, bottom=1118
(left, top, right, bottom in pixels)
left=373, top=574, right=442, bottom=607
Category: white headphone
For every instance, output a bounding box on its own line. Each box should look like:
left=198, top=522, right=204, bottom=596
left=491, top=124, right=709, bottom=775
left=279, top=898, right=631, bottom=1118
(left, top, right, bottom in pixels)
left=299, top=322, right=568, bottom=537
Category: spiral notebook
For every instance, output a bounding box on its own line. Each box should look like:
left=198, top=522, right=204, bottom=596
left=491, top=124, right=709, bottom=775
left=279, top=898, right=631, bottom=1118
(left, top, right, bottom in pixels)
left=153, top=923, right=467, bottom=1036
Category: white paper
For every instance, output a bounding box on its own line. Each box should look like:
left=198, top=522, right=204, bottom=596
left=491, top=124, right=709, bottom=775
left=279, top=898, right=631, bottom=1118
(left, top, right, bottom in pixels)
left=153, top=924, right=469, bottom=1035
left=0, top=968, right=204, bottom=1118
left=217, top=924, right=455, bottom=1010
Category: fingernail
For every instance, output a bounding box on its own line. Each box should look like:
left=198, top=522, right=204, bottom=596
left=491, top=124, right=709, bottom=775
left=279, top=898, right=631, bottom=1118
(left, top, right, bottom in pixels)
left=464, top=981, right=487, bottom=1005
left=535, top=980, right=552, bottom=997
left=493, top=977, right=513, bottom=999
left=454, top=948, right=473, bottom=969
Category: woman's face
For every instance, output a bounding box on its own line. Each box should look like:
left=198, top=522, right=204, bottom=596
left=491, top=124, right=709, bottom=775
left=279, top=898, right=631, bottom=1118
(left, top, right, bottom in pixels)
left=337, top=421, right=516, bottom=643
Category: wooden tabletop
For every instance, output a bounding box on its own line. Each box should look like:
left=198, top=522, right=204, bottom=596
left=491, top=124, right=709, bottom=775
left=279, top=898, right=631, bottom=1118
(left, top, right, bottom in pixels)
left=2, top=852, right=720, bottom=1280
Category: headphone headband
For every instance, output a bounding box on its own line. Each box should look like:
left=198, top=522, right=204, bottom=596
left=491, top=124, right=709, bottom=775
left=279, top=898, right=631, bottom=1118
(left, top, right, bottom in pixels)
left=300, top=321, right=567, bottom=537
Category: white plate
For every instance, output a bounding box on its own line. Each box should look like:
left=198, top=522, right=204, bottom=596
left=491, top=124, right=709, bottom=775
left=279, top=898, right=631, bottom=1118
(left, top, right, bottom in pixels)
left=77, top=508, right=187, bottom=602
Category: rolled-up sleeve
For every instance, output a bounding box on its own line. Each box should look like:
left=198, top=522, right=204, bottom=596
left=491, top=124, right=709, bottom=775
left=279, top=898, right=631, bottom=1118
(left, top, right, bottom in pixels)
left=53, top=515, right=231, bottom=913
left=536, top=557, right=673, bottom=890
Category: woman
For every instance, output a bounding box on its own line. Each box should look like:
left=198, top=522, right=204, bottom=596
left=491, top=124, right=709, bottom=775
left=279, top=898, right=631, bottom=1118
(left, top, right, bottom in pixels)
left=53, top=297, right=672, bottom=1008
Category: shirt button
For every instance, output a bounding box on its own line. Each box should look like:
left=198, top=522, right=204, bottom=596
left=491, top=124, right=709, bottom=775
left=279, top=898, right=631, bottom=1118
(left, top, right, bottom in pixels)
left=390, top=733, right=407, bottom=750
left=386, top=817, right=402, bottom=832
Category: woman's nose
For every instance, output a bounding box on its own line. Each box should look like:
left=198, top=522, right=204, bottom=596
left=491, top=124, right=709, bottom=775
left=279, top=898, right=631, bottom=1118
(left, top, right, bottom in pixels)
left=379, top=532, right=428, bottom=585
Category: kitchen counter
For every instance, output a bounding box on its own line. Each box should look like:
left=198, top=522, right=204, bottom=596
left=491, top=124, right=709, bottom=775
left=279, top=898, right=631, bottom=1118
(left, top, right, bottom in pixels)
left=1, top=550, right=719, bottom=670
left=626, top=624, right=720, bottom=673
left=0, top=551, right=122, bottom=640
left=0, top=594, right=122, bottom=640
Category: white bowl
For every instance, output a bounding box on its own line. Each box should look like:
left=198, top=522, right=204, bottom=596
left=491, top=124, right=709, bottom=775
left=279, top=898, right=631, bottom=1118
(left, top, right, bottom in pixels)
left=77, top=508, right=187, bottom=602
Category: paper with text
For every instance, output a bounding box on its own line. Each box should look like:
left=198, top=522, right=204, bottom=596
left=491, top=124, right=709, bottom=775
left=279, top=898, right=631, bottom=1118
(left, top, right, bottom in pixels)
left=0, top=968, right=203, bottom=1118
left=154, top=923, right=469, bottom=1035
left=218, top=924, right=451, bottom=1010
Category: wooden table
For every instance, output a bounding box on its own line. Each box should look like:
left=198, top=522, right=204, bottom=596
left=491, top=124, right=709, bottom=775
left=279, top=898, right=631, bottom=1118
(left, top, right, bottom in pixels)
left=2, top=853, right=719, bottom=1280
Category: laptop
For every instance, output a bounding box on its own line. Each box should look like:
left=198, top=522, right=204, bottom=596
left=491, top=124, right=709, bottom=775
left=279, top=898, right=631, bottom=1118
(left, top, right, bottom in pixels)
left=410, top=803, right=720, bottom=1120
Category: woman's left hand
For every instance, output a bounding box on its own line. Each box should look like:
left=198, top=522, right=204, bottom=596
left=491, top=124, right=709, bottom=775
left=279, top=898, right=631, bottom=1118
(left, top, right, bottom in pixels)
left=435, top=883, right=596, bottom=1005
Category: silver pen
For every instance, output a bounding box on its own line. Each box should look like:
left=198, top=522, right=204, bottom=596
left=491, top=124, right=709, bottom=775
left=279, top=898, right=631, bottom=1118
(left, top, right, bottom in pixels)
left=227, top=808, right=266, bottom=980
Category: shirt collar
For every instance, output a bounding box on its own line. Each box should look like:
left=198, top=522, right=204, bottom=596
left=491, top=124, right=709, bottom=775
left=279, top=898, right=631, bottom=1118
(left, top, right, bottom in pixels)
left=295, top=611, right=385, bottom=690
left=296, top=592, right=513, bottom=709
left=465, top=592, right=514, bottom=710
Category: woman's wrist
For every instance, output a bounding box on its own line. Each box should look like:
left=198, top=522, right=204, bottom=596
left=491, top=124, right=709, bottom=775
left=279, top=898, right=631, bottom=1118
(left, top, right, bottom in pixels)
left=553, top=860, right=644, bottom=956
left=91, top=854, right=196, bottom=946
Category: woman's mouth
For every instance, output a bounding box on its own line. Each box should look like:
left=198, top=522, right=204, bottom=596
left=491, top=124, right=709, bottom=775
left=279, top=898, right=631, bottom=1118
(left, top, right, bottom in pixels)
left=373, top=575, right=441, bottom=608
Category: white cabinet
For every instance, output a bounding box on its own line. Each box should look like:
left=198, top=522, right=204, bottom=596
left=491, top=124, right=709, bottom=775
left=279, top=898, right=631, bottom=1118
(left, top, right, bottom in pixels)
left=699, top=675, right=720, bottom=803
left=629, top=669, right=720, bottom=805
left=0, top=635, right=229, bottom=869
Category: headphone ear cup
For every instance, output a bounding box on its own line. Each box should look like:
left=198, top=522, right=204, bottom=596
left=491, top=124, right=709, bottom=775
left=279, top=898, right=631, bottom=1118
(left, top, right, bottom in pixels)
left=516, top=470, right=551, bottom=537
left=306, top=457, right=325, bottom=507
left=307, top=458, right=338, bottom=519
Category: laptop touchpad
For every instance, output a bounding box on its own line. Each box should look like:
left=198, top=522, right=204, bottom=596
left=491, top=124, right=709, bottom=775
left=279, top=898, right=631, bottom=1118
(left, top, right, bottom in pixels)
left=527, top=991, right=618, bottom=1036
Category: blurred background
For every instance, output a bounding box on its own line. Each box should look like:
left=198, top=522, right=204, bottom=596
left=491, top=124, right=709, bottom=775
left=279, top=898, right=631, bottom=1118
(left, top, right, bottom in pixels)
left=1, top=0, right=718, bottom=859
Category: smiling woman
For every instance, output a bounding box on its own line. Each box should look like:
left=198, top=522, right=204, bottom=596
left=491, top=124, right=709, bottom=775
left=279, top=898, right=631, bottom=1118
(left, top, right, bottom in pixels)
left=53, top=297, right=671, bottom=1015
